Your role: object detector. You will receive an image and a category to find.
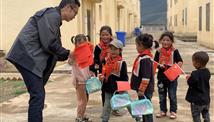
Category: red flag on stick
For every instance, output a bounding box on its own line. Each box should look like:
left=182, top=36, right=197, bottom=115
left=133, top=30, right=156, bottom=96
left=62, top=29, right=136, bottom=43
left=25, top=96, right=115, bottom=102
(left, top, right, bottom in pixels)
left=117, top=81, right=131, bottom=91
left=164, top=63, right=183, bottom=81
left=74, top=42, right=93, bottom=68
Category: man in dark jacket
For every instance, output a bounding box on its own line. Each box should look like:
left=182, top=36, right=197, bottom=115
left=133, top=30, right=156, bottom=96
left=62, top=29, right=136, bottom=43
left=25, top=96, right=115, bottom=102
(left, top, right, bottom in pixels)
left=6, top=0, right=80, bottom=122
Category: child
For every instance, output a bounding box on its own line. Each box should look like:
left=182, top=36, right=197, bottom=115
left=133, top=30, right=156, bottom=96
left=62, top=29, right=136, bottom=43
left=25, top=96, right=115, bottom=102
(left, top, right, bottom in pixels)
left=68, top=34, right=93, bottom=122
left=130, top=33, right=159, bottom=122
left=90, top=26, right=122, bottom=115
left=154, top=31, right=183, bottom=119
left=91, top=25, right=113, bottom=76
left=99, top=39, right=128, bottom=122
left=185, top=51, right=211, bottom=122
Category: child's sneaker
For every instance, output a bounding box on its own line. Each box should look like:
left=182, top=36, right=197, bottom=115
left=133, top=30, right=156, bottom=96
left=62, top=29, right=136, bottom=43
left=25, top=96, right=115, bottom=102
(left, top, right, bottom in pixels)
left=83, top=116, right=92, bottom=122
left=155, top=111, right=166, bottom=118
left=75, top=118, right=85, bottom=122
left=169, top=112, right=176, bottom=119
left=111, top=110, right=123, bottom=116
left=75, top=117, right=92, bottom=122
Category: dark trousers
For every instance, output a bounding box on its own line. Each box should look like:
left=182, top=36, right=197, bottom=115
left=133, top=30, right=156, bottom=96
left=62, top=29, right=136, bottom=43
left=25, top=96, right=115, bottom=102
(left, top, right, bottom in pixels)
left=191, top=103, right=210, bottom=122
left=157, top=80, right=177, bottom=113
left=15, top=64, right=45, bottom=122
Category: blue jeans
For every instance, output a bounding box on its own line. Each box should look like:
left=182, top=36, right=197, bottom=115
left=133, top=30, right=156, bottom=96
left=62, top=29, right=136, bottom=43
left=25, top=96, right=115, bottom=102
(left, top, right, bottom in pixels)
left=157, top=80, right=177, bottom=113
left=102, top=92, right=113, bottom=122
left=191, top=103, right=210, bottom=122
left=15, top=64, right=45, bottom=122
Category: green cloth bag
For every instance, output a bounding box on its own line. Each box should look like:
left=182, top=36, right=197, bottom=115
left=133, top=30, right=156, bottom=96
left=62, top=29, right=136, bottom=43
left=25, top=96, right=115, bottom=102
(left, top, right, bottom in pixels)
left=86, top=77, right=102, bottom=94
left=127, top=96, right=153, bottom=116
left=110, top=92, right=131, bottom=110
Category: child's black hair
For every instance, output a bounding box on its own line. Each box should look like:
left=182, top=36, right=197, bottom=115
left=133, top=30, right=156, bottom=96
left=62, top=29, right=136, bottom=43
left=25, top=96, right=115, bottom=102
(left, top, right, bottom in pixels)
left=100, top=25, right=112, bottom=36
left=192, top=51, right=209, bottom=68
left=71, top=34, right=90, bottom=44
left=159, top=31, right=174, bottom=43
left=135, top=33, right=159, bottom=49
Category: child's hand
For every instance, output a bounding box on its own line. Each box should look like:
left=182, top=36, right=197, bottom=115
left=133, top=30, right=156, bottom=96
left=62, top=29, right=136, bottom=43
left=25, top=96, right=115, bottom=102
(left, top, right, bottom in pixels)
left=95, top=64, right=99, bottom=69
left=90, top=71, right=95, bottom=77
left=186, top=75, right=190, bottom=80
left=177, top=62, right=183, bottom=68
left=137, top=91, right=144, bottom=96
left=159, top=64, right=165, bottom=69
left=98, top=74, right=105, bottom=82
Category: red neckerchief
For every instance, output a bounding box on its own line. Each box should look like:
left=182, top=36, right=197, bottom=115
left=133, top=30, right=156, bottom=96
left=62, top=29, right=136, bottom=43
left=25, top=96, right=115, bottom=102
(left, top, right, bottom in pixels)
left=99, top=40, right=109, bottom=61
left=132, top=49, right=153, bottom=72
left=159, top=46, right=174, bottom=65
left=102, top=55, right=122, bottom=81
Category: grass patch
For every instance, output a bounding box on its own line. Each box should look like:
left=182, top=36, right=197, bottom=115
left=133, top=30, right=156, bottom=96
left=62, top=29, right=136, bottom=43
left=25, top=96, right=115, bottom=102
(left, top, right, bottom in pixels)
left=0, top=80, right=27, bottom=102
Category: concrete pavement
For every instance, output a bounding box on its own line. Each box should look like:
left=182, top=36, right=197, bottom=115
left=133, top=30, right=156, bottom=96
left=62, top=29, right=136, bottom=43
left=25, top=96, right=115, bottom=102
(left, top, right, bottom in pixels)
left=0, top=35, right=214, bottom=122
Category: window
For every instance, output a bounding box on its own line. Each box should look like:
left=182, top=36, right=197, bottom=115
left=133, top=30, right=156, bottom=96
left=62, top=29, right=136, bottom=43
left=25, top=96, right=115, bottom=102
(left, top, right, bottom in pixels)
left=185, top=8, right=187, bottom=25
left=174, top=0, right=177, bottom=5
left=99, top=5, right=102, bottom=21
left=199, top=6, right=202, bottom=31
left=182, top=9, right=184, bottom=25
left=174, top=14, right=177, bottom=26
left=170, top=16, right=172, bottom=26
left=206, top=3, right=210, bottom=31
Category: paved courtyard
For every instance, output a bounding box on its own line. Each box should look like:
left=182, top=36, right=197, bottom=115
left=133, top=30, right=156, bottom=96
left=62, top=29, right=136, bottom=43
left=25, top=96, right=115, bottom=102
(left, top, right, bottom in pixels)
left=0, top=35, right=213, bottom=122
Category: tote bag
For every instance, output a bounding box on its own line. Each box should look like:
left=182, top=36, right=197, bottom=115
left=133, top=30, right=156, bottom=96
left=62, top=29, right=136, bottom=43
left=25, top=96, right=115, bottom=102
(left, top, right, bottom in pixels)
left=86, top=77, right=102, bottom=94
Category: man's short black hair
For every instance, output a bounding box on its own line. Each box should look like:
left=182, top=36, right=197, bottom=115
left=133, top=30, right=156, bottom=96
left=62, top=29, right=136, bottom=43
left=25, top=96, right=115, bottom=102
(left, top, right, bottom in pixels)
left=59, top=0, right=80, bottom=9
left=192, top=51, right=209, bottom=67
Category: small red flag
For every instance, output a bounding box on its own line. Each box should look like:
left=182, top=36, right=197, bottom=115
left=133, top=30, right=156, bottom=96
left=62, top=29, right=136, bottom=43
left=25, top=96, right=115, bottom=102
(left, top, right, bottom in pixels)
left=153, top=61, right=158, bottom=74
left=117, top=81, right=131, bottom=91
left=74, top=42, right=93, bottom=68
left=164, top=63, right=183, bottom=81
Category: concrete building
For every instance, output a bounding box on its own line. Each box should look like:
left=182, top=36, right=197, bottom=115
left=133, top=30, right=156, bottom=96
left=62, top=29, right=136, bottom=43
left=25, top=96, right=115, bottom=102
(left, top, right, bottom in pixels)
left=0, top=0, right=140, bottom=54
left=167, top=0, right=214, bottom=49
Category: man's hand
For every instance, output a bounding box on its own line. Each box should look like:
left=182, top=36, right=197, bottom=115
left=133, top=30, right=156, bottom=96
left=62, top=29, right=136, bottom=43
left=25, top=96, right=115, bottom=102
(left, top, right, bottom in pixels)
left=69, top=52, right=74, bottom=58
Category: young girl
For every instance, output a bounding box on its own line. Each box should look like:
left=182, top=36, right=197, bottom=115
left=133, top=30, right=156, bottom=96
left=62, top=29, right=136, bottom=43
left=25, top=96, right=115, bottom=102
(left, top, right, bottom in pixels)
left=91, top=25, right=113, bottom=76
left=90, top=25, right=120, bottom=114
left=154, top=31, right=183, bottom=119
left=99, top=39, right=128, bottom=122
left=131, top=33, right=159, bottom=122
left=68, top=34, right=93, bottom=122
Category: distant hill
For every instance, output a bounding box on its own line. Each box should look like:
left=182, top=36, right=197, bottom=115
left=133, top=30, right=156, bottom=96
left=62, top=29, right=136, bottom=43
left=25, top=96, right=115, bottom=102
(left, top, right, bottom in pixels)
left=140, top=0, right=167, bottom=25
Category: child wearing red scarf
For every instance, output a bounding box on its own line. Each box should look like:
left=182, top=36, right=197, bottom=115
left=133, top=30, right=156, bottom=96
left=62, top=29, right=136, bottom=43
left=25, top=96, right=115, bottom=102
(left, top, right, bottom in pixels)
left=99, top=39, right=128, bottom=122
left=89, top=26, right=125, bottom=116
left=130, top=33, right=159, bottom=122
left=154, top=31, right=183, bottom=119
left=68, top=34, right=93, bottom=122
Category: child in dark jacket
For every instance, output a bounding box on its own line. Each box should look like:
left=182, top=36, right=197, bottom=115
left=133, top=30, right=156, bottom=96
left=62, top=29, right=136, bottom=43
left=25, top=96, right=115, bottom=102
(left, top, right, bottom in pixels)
left=90, top=26, right=113, bottom=107
left=185, top=51, right=211, bottom=122
left=131, top=33, right=159, bottom=122
left=154, top=31, right=183, bottom=119
left=99, top=39, right=128, bottom=122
